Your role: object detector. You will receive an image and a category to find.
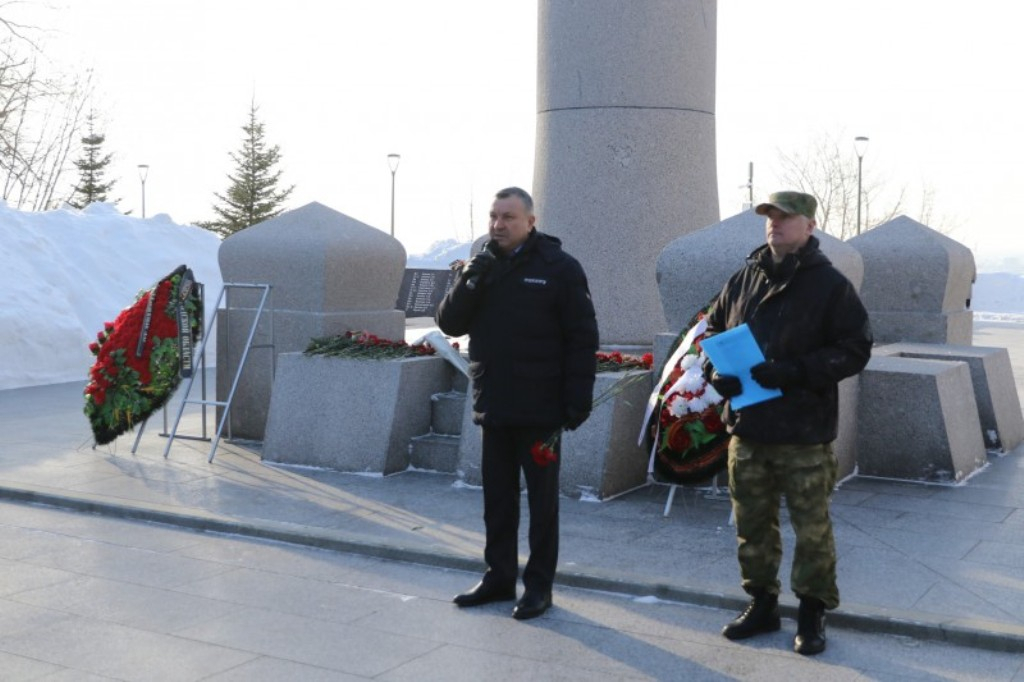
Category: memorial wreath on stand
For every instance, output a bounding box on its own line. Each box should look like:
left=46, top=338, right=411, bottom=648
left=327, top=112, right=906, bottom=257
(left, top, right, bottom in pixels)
left=84, top=265, right=203, bottom=446
left=641, top=308, right=730, bottom=485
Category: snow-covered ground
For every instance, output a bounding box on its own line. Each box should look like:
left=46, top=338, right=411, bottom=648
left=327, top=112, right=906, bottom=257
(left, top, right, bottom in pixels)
left=0, top=202, right=222, bottom=390
left=1, top=202, right=1021, bottom=391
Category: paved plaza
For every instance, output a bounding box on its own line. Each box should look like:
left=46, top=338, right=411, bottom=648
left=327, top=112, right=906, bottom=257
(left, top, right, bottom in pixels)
left=0, top=321, right=1023, bottom=679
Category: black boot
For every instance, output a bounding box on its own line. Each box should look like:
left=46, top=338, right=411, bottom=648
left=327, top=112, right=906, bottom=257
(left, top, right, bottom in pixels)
left=794, top=597, right=827, bottom=655
left=722, top=589, right=781, bottom=640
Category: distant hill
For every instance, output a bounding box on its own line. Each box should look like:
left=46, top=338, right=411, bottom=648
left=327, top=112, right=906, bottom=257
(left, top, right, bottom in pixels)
left=406, top=239, right=472, bottom=270
left=974, top=253, right=1024, bottom=276
left=973, top=272, right=1024, bottom=315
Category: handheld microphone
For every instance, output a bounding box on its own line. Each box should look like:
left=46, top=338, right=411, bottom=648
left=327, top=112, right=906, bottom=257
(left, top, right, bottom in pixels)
left=465, top=241, right=497, bottom=291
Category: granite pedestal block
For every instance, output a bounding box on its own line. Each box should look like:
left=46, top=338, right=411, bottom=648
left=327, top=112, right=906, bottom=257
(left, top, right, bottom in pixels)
left=834, top=376, right=860, bottom=480
left=262, top=353, right=448, bottom=474
left=407, top=391, right=466, bottom=473
left=430, top=391, right=466, bottom=436
left=217, top=202, right=406, bottom=440
left=455, top=397, right=482, bottom=485
left=456, top=371, right=654, bottom=500
left=848, top=216, right=975, bottom=345
left=874, top=343, right=1024, bottom=452
left=216, top=307, right=404, bottom=440
left=407, top=433, right=461, bottom=473
left=561, top=370, right=653, bottom=500
left=868, top=310, right=973, bottom=346
left=856, top=356, right=987, bottom=483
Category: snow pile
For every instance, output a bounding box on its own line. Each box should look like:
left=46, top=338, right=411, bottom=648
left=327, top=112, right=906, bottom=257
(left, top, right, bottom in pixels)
left=0, top=202, right=223, bottom=390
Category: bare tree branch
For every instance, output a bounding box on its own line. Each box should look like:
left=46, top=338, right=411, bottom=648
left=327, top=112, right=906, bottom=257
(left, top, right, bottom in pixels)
left=773, top=130, right=930, bottom=240
left=0, top=24, right=92, bottom=211
left=0, top=0, right=46, bottom=52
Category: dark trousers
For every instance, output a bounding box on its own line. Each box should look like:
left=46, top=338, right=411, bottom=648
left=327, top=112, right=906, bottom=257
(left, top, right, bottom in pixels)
left=480, top=425, right=561, bottom=593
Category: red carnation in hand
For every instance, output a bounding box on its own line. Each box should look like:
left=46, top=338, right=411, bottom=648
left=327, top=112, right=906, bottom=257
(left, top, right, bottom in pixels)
left=530, top=441, right=558, bottom=467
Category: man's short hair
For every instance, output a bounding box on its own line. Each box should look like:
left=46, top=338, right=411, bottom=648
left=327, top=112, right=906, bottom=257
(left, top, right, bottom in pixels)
left=495, top=186, right=534, bottom=214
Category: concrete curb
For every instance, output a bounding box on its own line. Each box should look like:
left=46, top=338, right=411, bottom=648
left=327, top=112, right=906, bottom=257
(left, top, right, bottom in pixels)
left=2, top=484, right=1022, bottom=654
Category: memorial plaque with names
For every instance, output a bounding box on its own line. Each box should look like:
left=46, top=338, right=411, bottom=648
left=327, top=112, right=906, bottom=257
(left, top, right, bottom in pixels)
left=396, top=268, right=456, bottom=317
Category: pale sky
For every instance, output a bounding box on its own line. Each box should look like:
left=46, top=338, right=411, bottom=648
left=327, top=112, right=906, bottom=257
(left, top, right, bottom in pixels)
left=20, top=1, right=1024, bottom=263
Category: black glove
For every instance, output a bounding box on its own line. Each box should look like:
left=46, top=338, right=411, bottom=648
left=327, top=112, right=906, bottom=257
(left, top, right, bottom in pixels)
left=463, top=249, right=498, bottom=290
left=565, top=406, right=590, bottom=431
left=709, top=371, right=742, bottom=399
left=750, top=360, right=803, bottom=389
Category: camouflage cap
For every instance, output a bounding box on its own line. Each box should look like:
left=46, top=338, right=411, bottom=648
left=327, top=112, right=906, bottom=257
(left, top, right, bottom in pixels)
left=754, top=191, right=817, bottom=219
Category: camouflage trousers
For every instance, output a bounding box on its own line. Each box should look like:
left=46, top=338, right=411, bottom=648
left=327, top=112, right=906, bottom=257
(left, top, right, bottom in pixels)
left=728, top=436, right=840, bottom=609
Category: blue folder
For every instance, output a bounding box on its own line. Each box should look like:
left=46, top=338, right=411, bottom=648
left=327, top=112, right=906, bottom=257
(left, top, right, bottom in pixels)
left=700, top=323, right=783, bottom=409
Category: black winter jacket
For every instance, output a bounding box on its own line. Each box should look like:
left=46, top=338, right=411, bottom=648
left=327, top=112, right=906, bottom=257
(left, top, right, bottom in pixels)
left=705, top=236, right=872, bottom=444
left=435, top=229, right=599, bottom=428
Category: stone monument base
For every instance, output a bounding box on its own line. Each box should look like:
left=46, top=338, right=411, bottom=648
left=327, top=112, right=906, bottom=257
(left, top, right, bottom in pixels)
left=868, top=310, right=973, bottom=346
left=874, top=343, right=1024, bottom=452
left=216, top=307, right=405, bottom=440
left=262, top=353, right=448, bottom=474
left=857, top=356, right=987, bottom=482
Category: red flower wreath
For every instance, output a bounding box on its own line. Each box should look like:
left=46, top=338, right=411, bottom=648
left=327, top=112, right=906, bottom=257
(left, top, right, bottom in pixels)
left=84, top=265, right=203, bottom=446
left=644, top=308, right=730, bottom=484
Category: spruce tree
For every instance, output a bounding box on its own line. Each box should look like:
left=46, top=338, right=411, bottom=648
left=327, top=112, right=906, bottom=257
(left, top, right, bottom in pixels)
left=199, top=100, right=294, bottom=237
left=68, top=111, right=116, bottom=209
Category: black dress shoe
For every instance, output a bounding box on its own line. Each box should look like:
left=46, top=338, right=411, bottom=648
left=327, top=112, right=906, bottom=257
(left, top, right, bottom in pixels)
left=512, top=591, right=552, bottom=620
left=453, top=581, right=517, bottom=607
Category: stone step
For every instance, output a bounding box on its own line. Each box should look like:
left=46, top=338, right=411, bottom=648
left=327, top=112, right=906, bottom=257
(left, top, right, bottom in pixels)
left=431, top=391, right=466, bottom=435
left=408, top=433, right=461, bottom=473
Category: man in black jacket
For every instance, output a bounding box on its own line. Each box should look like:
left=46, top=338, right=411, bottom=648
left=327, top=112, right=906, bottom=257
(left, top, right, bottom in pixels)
left=703, top=191, right=872, bottom=655
left=436, top=186, right=598, bottom=620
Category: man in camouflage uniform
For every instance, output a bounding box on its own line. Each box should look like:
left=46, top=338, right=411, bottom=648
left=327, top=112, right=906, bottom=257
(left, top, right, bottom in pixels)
left=703, top=191, right=872, bottom=655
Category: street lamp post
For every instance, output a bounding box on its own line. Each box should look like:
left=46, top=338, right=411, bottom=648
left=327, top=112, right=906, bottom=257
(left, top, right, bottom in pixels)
left=387, top=153, right=401, bottom=237
left=738, top=161, right=754, bottom=210
left=854, top=136, right=869, bottom=235
left=137, top=164, right=150, bottom=219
